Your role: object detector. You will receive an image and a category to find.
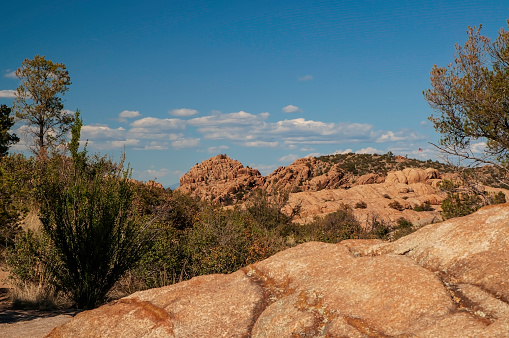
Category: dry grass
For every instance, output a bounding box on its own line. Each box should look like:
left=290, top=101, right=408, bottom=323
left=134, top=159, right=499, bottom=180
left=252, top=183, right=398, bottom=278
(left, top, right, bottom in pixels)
left=106, top=271, right=147, bottom=301
left=8, top=280, right=72, bottom=310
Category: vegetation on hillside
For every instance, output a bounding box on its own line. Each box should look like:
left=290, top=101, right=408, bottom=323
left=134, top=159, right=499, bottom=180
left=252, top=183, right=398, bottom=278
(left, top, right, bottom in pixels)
left=316, top=152, right=456, bottom=177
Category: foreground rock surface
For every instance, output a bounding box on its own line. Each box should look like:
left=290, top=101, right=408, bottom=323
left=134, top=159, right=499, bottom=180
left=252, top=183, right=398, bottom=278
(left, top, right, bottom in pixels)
left=48, top=204, right=509, bottom=337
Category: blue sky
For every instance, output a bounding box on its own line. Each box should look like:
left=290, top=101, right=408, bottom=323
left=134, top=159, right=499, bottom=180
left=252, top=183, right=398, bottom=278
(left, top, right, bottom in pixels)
left=1, top=0, right=508, bottom=187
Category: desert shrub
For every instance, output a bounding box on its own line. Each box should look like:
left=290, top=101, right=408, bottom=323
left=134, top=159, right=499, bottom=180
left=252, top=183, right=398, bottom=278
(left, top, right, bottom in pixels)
left=388, top=200, right=405, bottom=211
left=133, top=220, right=188, bottom=289
left=413, top=201, right=434, bottom=211
left=35, top=151, right=151, bottom=309
left=383, top=194, right=391, bottom=199
left=245, top=189, right=293, bottom=231
left=185, top=205, right=283, bottom=276
left=391, top=218, right=415, bottom=241
left=354, top=201, right=367, bottom=209
left=364, top=216, right=391, bottom=240
left=488, top=191, right=506, bottom=205
left=441, top=193, right=482, bottom=220
left=299, top=205, right=365, bottom=243
left=5, top=229, right=66, bottom=308
left=0, top=154, right=37, bottom=256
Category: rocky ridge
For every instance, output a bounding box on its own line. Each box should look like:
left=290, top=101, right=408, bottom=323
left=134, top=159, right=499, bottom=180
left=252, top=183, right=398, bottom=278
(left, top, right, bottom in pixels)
left=263, top=157, right=349, bottom=194
left=178, top=154, right=264, bottom=204
left=178, top=154, right=351, bottom=204
left=178, top=154, right=453, bottom=225
left=48, top=204, right=509, bottom=337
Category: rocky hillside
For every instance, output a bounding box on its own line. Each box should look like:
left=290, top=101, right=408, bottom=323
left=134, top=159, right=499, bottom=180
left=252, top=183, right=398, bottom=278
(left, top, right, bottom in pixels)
left=264, top=157, right=349, bottom=194
left=178, top=154, right=264, bottom=204
left=178, top=154, right=354, bottom=204
left=177, top=154, right=508, bottom=226
left=178, top=154, right=452, bottom=203
left=48, top=204, right=509, bottom=337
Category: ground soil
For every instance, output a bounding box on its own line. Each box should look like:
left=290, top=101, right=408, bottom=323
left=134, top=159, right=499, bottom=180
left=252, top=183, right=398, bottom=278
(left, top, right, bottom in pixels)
left=0, top=268, right=80, bottom=338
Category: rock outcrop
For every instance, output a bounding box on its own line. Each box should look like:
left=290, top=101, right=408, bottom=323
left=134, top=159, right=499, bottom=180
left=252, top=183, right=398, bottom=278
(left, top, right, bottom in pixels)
left=178, top=156, right=352, bottom=203
left=263, top=157, right=348, bottom=194
left=48, top=204, right=509, bottom=337
left=385, top=167, right=440, bottom=184
left=178, top=154, right=264, bottom=204
left=285, top=180, right=445, bottom=225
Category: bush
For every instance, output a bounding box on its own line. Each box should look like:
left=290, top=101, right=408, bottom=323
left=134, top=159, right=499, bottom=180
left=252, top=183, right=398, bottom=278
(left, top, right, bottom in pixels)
left=488, top=191, right=506, bottom=205
left=354, top=201, right=367, bottom=209
left=441, top=193, right=482, bottom=220
left=413, top=201, right=434, bottom=212
left=5, top=230, right=65, bottom=309
left=36, top=152, right=150, bottom=309
left=392, top=217, right=415, bottom=241
left=388, top=200, right=405, bottom=211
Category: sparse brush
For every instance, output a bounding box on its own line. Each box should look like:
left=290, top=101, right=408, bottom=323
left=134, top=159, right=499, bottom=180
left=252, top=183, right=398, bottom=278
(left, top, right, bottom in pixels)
left=9, top=281, right=71, bottom=310
left=388, top=200, right=405, bottom=211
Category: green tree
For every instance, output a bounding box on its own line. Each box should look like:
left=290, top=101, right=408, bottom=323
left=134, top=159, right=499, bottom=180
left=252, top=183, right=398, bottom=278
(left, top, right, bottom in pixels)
left=0, top=105, right=19, bottom=156
left=13, top=55, right=73, bottom=154
left=424, top=22, right=509, bottom=173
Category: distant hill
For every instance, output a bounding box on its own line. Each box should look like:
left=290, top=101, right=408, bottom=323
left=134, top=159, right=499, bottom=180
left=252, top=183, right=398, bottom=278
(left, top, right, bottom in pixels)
left=176, top=153, right=508, bottom=226
left=177, top=153, right=456, bottom=204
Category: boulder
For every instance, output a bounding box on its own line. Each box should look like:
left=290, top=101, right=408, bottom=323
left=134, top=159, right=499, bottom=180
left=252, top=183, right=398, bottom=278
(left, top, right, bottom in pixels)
left=385, top=168, right=440, bottom=184
left=48, top=205, right=509, bottom=337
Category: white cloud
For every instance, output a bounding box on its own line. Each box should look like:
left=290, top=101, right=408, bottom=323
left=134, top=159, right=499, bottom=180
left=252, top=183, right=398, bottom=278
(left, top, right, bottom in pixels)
left=189, top=111, right=266, bottom=126
left=172, top=138, right=200, bottom=149
left=0, top=90, right=16, bottom=98
left=244, top=141, right=279, bottom=147
left=376, top=131, right=405, bottom=142
left=279, top=154, right=300, bottom=162
left=4, top=70, right=16, bottom=79
left=376, top=130, right=423, bottom=143
left=470, top=142, right=486, bottom=153
left=251, top=163, right=278, bottom=176
left=146, top=168, right=170, bottom=178
left=333, top=149, right=353, bottom=155
left=282, top=105, right=302, bottom=113
left=419, top=120, right=428, bottom=127
left=170, top=108, right=198, bottom=117
left=137, top=141, right=170, bottom=150
left=119, top=110, right=141, bottom=118
left=207, top=145, right=229, bottom=153
left=81, top=125, right=126, bottom=140
left=110, top=139, right=140, bottom=148
left=129, top=117, right=186, bottom=134
left=117, top=110, right=141, bottom=123
left=298, top=75, right=313, bottom=81
left=356, top=147, right=383, bottom=155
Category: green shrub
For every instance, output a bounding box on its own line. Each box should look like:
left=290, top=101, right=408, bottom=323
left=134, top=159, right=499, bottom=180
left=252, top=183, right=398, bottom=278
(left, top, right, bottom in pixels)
left=413, top=201, right=434, bottom=211
left=5, top=229, right=64, bottom=309
left=388, top=200, right=405, bottom=211
left=36, top=151, right=151, bottom=309
left=354, top=201, right=367, bottom=209
left=441, top=193, right=482, bottom=220
left=392, top=217, right=415, bottom=241
left=488, top=191, right=506, bottom=205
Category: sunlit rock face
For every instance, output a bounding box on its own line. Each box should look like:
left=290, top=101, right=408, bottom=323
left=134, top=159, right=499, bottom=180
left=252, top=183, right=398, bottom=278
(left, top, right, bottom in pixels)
left=49, top=204, right=509, bottom=337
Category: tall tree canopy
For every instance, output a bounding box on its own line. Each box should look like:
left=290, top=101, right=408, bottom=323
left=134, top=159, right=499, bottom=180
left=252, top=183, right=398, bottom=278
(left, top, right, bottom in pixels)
left=0, top=105, right=19, bottom=156
left=13, top=55, right=73, bottom=154
left=424, top=21, right=509, bottom=171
